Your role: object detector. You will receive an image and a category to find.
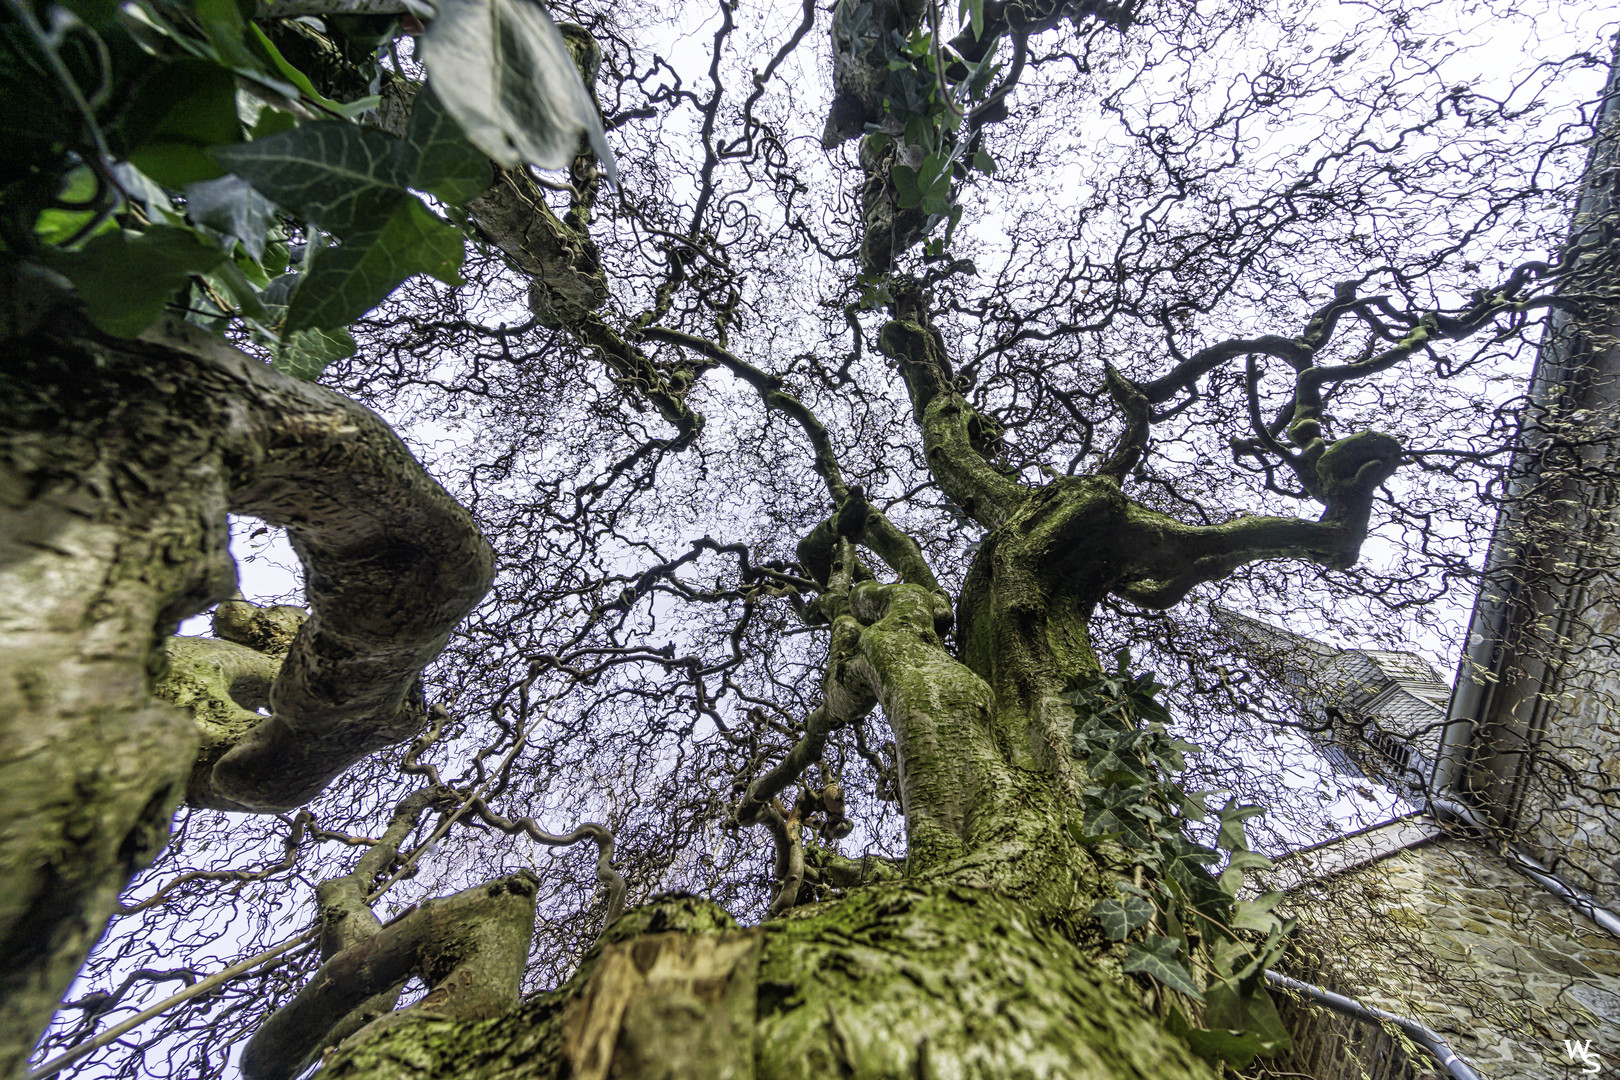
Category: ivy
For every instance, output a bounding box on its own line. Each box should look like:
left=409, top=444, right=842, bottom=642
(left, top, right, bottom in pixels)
left=4, top=0, right=608, bottom=379
left=1067, top=650, right=1295, bottom=1069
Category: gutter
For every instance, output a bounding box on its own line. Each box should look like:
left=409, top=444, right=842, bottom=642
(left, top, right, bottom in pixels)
left=1424, top=793, right=1620, bottom=940
left=1265, top=971, right=1486, bottom=1080
left=1262, top=796, right=1620, bottom=1080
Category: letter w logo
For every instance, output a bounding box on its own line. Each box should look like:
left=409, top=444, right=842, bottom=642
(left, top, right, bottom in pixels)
left=1564, top=1039, right=1602, bottom=1076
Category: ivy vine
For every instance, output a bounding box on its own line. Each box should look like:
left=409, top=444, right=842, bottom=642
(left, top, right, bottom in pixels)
left=1067, top=649, right=1294, bottom=1070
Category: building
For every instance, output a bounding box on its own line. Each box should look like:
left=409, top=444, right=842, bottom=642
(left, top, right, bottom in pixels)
left=1217, top=610, right=1620, bottom=1080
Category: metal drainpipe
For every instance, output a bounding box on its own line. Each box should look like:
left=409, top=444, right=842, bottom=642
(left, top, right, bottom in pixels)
left=1265, top=971, right=1486, bottom=1080
left=1424, top=793, right=1620, bottom=939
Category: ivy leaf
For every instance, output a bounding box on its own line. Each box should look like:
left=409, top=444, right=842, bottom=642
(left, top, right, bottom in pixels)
left=283, top=196, right=464, bottom=334
left=1231, top=891, right=1285, bottom=933
left=1159, top=833, right=1221, bottom=889
left=117, top=58, right=241, bottom=186
left=1084, top=805, right=1154, bottom=848
left=1216, top=801, right=1266, bottom=851
left=189, top=0, right=262, bottom=69
left=58, top=0, right=121, bottom=29
left=958, top=0, right=985, bottom=39
left=402, top=83, right=495, bottom=204
left=34, top=167, right=113, bottom=246
left=1166, top=1005, right=1276, bottom=1069
left=891, top=163, right=923, bottom=209
left=1184, top=1027, right=1273, bottom=1068
left=206, top=258, right=269, bottom=322
left=1091, top=892, right=1156, bottom=941
left=184, top=175, right=279, bottom=260
left=42, top=225, right=224, bottom=337
left=915, top=152, right=953, bottom=214
left=972, top=148, right=996, bottom=175
left=272, top=326, right=358, bottom=381
left=1219, top=848, right=1274, bottom=896
left=423, top=0, right=616, bottom=182
left=245, top=23, right=355, bottom=116
left=213, top=123, right=409, bottom=237
left=1122, top=936, right=1203, bottom=1001
left=1204, top=975, right=1290, bottom=1050
left=259, top=271, right=301, bottom=310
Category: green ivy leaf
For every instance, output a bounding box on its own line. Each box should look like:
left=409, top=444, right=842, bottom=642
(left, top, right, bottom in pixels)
left=1090, top=892, right=1156, bottom=941
left=1216, top=801, right=1266, bottom=851
left=58, top=0, right=122, bottom=29
left=1084, top=805, right=1155, bottom=848
left=205, top=257, right=269, bottom=321
left=326, top=13, right=403, bottom=52
left=1219, top=848, right=1274, bottom=896
left=1231, top=891, right=1285, bottom=933
left=186, top=0, right=260, bottom=70
left=118, top=58, right=241, bottom=186
left=34, top=167, right=110, bottom=246
left=891, top=163, right=923, bottom=209
left=284, top=195, right=464, bottom=333
left=1122, top=936, right=1203, bottom=1001
left=1204, top=974, right=1290, bottom=1051
left=213, top=123, right=409, bottom=237
left=246, top=23, right=352, bottom=115
left=250, top=106, right=299, bottom=141
left=272, top=326, right=358, bottom=381
left=41, top=225, right=224, bottom=337
left=403, top=83, right=495, bottom=204
left=958, top=0, right=985, bottom=39
left=422, top=0, right=616, bottom=181
left=972, top=148, right=996, bottom=175
left=1186, top=1027, right=1273, bottom=1068
left=1166, top=1005, right=1276, bottom=1069
left=185, top=175, right=278, bottom=260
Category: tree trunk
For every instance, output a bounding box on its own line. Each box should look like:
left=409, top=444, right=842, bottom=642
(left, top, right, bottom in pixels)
left=316, top=879, right=1214, bottom=1080
left=0, top=273, right=494, bottom=1078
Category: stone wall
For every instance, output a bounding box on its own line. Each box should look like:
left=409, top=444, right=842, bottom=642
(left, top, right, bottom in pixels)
left=1269, top=835, right=1620, bottom=1080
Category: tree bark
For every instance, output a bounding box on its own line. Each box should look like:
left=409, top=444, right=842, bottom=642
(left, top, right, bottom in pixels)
left=314, top=884, right=1214, bottom=1080
left=0, top=275, right=494, bottom=1078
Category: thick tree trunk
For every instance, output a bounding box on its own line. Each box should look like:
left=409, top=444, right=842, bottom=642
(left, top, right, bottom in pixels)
left=315, top=881, right=1213, bottom=1080
left=1, top=302, right=230, bottom=1078
left=0, top=275, right=494, bottom=1078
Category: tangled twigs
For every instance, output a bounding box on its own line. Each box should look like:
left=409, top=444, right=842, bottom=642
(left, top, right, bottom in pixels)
left=459, top=800, right=627, bottom=928
left=396, top=702, right=627, bottom=929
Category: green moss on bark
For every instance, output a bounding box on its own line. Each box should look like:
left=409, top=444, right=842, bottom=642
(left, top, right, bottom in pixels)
left=318, top=884, right=1212, bottom=1080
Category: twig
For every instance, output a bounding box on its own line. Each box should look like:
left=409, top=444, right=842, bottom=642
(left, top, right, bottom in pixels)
left=26, top=932, right=318, bottom=1080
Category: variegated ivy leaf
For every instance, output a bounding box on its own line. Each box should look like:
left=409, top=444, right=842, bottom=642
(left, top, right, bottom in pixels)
left=422, top=0, right=616, bottom=182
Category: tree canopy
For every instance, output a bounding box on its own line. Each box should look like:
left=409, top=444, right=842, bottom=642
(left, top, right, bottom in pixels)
left=3, top=0, right=1617, bottom=1075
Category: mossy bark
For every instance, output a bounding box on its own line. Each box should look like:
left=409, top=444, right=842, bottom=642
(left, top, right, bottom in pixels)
left=1, top=287, right=493, bottom=1078
left=316, top=882, right=1213, bottom=1080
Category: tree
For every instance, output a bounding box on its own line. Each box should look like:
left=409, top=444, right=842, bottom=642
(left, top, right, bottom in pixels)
left=1, top=0, right=1615, bottom=1076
